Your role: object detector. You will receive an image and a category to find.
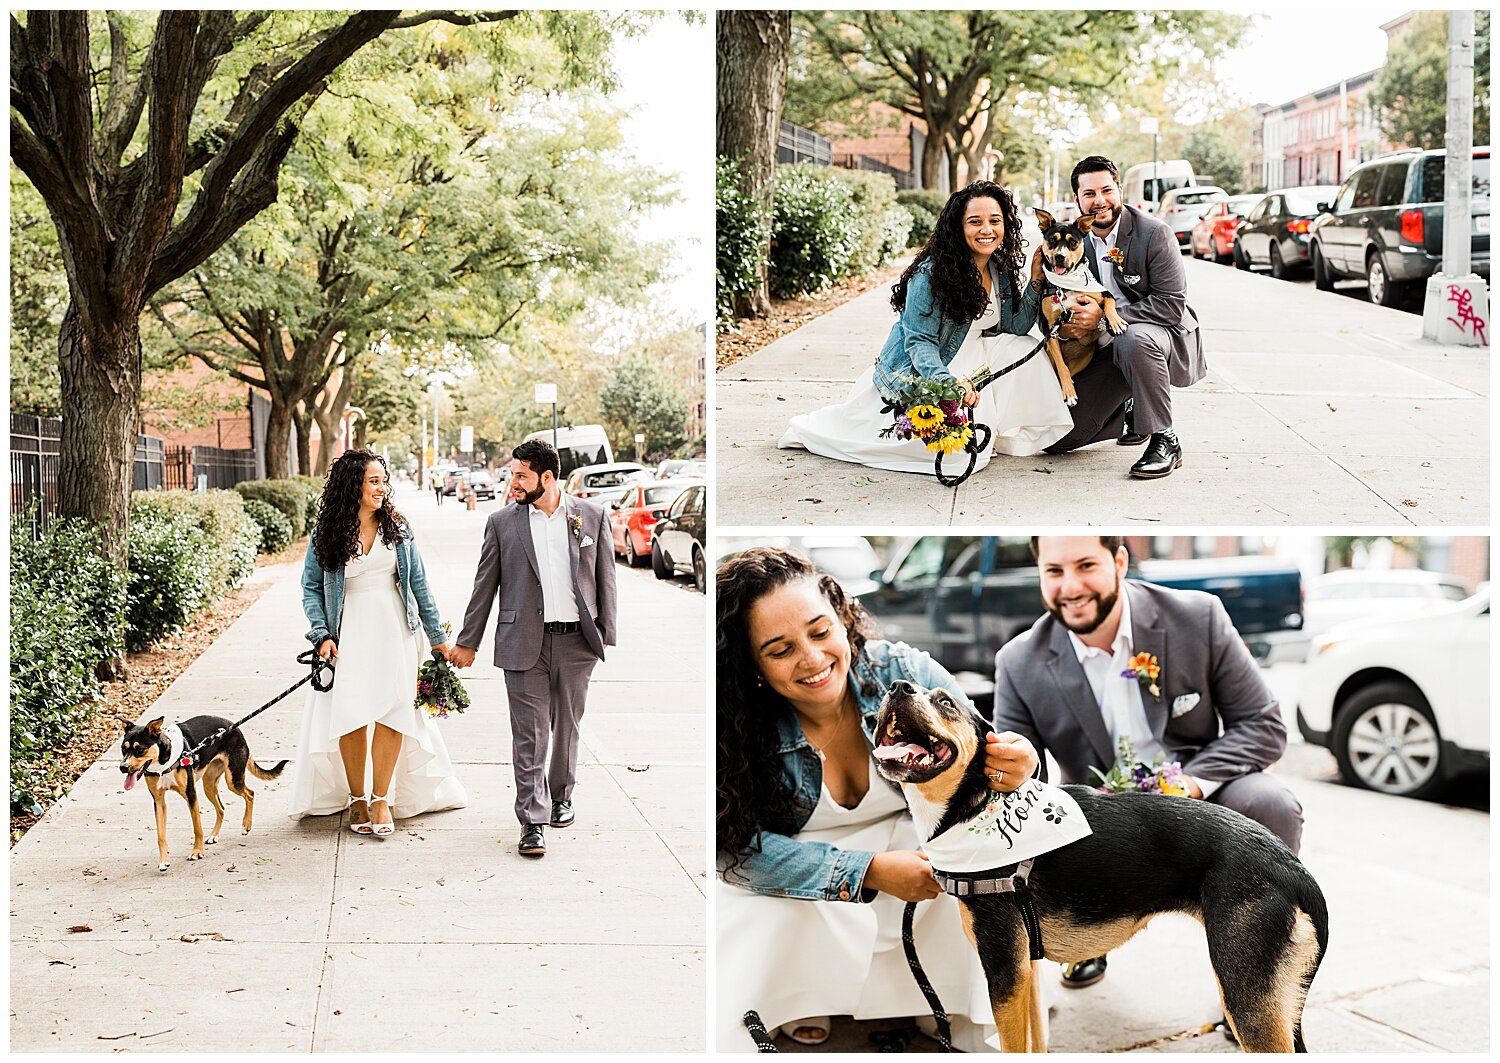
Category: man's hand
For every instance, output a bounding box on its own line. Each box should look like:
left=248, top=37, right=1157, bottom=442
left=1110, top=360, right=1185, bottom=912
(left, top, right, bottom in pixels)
left=983, top=732, right=1040, bottom=792
left=448, top=645, right=477, bottom=669
left=864, top=850, right=941, bottom=902
left=1058, top=297, right=1102, bottom=340
left=1180, top=774, right=1205, bottom=799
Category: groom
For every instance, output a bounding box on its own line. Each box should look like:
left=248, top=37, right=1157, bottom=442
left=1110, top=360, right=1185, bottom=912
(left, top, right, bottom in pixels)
left=450, top=438, right=617, bottom=857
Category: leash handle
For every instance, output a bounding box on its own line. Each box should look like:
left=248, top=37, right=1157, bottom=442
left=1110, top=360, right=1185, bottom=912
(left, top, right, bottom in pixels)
left=297, top=647, right=336, bottom=692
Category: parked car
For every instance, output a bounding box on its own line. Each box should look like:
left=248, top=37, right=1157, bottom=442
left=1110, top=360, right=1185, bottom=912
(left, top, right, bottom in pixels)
left=859, top=537, right=1303, bottom=704
left=1157, top=185, right=1228, bottom=246
left=441, top=468, right=469, bottom=496
left=1122, top=159, right=1198, bottom=214
left=1190, top=194, right=1263, bottom=263
left=468, top=468, right=497, bottom=501
left=650, top=483, right=706, bottom=592
left=1041, top=198, right=1079, bottom=224
left=1300, top=568, right=1472, bottom=646
left=1232, top=185, right=1340, bottom=278
left=609, top=478, right=699, bottom=567
left=1308, top=146, right=1490, bottom=307
left=654, top=459, right=707, bottom=480
left=717, top=536, right=882, bottom=598
left=1297, top=589, right=1489, bottom=798
left=562, top=461, right=648, bottom=500
left=523, top=424, right=613, bottom=479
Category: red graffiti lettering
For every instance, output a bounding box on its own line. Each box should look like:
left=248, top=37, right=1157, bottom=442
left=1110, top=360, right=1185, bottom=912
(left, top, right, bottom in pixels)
left=1446, top=285, right=1488, bottom=344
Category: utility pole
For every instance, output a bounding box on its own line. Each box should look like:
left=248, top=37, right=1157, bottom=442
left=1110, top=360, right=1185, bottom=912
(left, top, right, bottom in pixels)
left=1422, top=10, right=1487, bottom=346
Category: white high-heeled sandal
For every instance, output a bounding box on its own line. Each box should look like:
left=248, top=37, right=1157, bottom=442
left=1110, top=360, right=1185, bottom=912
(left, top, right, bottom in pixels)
left=369, top=793, right=395, bottom=837
left=347, top=793, right=373, bottom=835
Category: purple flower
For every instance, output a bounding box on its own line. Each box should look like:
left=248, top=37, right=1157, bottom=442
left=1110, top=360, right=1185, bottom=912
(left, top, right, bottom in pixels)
left=938, top=398, right=959, bottom=415
left=896, top=415, right=914, bottom=439
left=945, top=412, right=967, bottom=427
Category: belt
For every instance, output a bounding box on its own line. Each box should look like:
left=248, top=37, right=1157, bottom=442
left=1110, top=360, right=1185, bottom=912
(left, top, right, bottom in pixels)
left=543, top=620, right=582, bottom=634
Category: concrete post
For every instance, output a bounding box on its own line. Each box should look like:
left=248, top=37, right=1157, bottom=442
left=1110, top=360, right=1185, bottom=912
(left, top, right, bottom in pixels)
left=1422, top=10, right=1487, bottom=347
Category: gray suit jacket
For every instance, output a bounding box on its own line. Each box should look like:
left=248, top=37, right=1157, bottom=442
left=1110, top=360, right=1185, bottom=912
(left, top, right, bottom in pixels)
left=456, top=494, right=618, bottom=671
left=1084, top=205, right=1207, bottom=387
left=992, top=580, right=1285, bottom=785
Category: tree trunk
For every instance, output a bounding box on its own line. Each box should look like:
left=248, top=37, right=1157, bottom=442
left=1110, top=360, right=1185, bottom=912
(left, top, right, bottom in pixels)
left=310, top=367, right=356, bottom=475
left=264, top=397, right=295, bottom=480
left=293, top=406, right=313, bottom=476
left=716, top=10, right=790, bottom=319
left=921, top=135, right=947, bottom=191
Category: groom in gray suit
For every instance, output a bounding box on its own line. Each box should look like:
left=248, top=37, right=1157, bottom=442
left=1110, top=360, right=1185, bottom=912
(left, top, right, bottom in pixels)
left=451, top=438, right=617, bottom=857
left=993, top=535, right=1301, bottom=991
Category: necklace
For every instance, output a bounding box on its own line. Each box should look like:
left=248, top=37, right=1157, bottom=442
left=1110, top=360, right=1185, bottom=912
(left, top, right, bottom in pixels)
left=800, top=699, right=852, bottom=762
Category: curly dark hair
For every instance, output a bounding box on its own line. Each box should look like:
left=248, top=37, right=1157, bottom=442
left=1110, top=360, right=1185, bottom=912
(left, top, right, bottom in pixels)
left=312, top=448, right=406, bottom=572
left=717, top=546, right=878, bottom=880
left=891, top=180, right=1026, bottom=324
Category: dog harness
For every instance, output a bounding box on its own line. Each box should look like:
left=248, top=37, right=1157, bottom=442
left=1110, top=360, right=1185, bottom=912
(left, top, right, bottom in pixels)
left=143, top=724, right=185, bottom=777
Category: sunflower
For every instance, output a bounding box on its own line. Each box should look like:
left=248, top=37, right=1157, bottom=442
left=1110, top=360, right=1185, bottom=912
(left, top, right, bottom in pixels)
left=907, top=404, right=943, bottom=431
left=926, top=427, right=973, bottom=455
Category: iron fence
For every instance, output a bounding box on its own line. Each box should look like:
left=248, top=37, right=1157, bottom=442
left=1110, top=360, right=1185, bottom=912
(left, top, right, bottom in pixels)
left=834, top=152, right=919, bottom=190
left=10, top=413, right=62, bottom=525
left=778, top=120, right=832, bottom=167
left=191, top=445, right=256, bottom=489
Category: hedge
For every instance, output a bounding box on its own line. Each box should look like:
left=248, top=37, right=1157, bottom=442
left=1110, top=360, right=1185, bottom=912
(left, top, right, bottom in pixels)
left=823, top=167, right=907, bottom=275
left=126, top=510, right=212, bottom=652
left=898, top=189, right=949, bottom=247
left=769, top=164, right=863, bottom=298
left=243, top=497, right=294, bottom=555
left=235, top=479, right=308, bottom=538
left=286, top=475, right=324, bottom=534
left=130, top=489, right=257, bottom=601
left=10, top=511, right=127, bottom=814
left=716, top=155, right=772, bottom=330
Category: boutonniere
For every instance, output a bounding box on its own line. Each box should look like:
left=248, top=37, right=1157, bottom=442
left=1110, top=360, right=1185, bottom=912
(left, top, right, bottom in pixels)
left=567, top=513, right=583, bottom=541
left=1121, top=651, right=1161, bottom=700
left=1104, top=247, right=1141, bottom=285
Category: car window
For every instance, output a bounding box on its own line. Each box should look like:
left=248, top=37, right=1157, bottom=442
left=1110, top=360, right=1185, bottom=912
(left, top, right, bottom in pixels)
left=1439, top=583, right=1470, bottom=600
left=1246, top=199, right=1267, bottom=222
left=1418, top=153, right=1491, bottom=203
left=1375, top=162, right=1409, bottom=207
left=1173, top=191, right=1220, bottom=207
left=893, top=537, right=964, bottom=586
left=1350, top=166, right=1383, bottom=209
left=666, top=491, right=688, bottom=519
left=644, top=486, right=682, bottom=506
left=685, top=487, right=704, bottom=515
left=1333, top=174, right=1359, bottom=212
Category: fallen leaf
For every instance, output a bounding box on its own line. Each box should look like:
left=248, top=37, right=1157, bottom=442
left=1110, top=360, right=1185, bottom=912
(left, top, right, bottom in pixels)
left=1326, top=403, right=1337, bottom=412
left=626, top=764, right=651, bottom=772
left=179, top=931, right=231, bottom=943
left=436, top=877, right=446, bottom=886
left=48, top=960, right=76, bottom=968
left=66, top=924, right=92, bottom=933
left=1032, top=467, right=1053, bottom=475
left=97, top=1032, right=136, bottom=1041
left=253, top=856, right=271, bottom=866
left=1401, top=499, right=1418, bottom=507
left=81, top=867, right=101, bottom=877
left=799, top=498, right=823, bottom=504
left=852, top=476, right=877, bottom=486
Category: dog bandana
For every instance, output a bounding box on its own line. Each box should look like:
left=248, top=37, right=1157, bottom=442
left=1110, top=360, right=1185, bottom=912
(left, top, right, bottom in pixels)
left=919, top=778, right=1092, bottom=873
left=1043, top=261, right=1108, bottom=295
left=144, top=723, right=186, bottom=776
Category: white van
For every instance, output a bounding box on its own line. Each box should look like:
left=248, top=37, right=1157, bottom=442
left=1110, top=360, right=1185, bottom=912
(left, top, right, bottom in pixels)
left=522, top=424, right=613, bottom=479
left=1121, top=160, right=1197, bottom=214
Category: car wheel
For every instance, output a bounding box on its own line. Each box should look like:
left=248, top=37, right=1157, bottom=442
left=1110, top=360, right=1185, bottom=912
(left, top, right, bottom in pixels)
left=1233, top=239, right=1250, bottom=270
left=692, top=545, right=706, bottom=594
left=1312, top=244, right=1334, bottom=291
left=1331, top=680, right=1445, bottom=798
left=1269, top=243, right=1288, bottom=280
left=625, top=533, right=639, bottom=567
left=1365, top=251, right=1406, bottom=308
left=651, top=540, right=671, bottom=580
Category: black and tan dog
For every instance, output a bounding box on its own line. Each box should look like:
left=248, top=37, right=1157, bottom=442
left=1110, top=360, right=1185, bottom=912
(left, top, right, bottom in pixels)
left=1032, top=208, right=1129, bottom=407
left=115, top=715, right=287, bottom=871
left=873, top=680, right=1327, bottom=1053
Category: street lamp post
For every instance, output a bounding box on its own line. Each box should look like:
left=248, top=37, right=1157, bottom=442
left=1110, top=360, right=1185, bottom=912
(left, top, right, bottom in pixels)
left=1140, top=118, right=1160, bottom=211
left=634, top=432, right=645, bottom=464
left=535, top=383, right=558, bottom=452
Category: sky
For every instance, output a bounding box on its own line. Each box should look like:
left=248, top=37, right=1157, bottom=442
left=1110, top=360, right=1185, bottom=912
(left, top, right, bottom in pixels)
left=609, top=14, right=712, bottom=328
left=1216, top=5, right=1412, bottom=107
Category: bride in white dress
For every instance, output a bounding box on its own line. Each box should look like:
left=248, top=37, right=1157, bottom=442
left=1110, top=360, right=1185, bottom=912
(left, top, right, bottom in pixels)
left=289, top=449, right=466, bottom=833
left=780, top=181, right=1072, bottom=472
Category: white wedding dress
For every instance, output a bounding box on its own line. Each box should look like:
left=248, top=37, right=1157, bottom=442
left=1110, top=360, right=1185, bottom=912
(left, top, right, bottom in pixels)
left=716, top=756, right=999, bottom=1052
left=286, top=540, right=467, bottom=820
left=778, top=291, right=1073, bottom=474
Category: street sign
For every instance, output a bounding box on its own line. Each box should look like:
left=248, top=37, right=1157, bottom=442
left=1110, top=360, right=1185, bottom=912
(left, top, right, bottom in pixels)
left=460, top=425, right=473, bottom=452
left=535, top=383, right=557, bottom=404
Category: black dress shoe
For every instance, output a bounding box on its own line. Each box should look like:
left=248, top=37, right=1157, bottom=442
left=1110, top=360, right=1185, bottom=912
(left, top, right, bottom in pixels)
left=518, top=824, right=546, bottom=857
left=550, top=800, right=575, bottom=828
left=1117, top=410, right=1148, bottom=447
left=1060, top=955, right=1107, bottom=988
left=1129, top=432, right=1183, bottom=479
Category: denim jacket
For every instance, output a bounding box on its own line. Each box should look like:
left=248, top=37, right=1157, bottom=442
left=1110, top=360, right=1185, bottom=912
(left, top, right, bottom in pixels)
left=718, top=640, right=972, bottom=903
left=301, top=521, right=446, bottom=649
left=872, top=259, right=1042, bottom=402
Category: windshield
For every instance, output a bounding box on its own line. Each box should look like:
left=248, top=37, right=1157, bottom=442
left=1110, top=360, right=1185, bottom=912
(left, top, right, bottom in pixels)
left=1284, top=188, right=1334, bottom=214
left=1145, top=175, right=1191, bottom=201
left=643, top=486, right=684, bottom=506
left=557, top=444, right=608, bottom=478
left=1172, top=190, right=1222, bottom=207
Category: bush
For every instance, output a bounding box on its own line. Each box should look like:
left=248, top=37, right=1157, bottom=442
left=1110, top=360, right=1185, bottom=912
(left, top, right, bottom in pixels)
left=881, top=203, right=915, bottom=261
left=716, top=155, right=772, bottom=329
left=130, top=489, right=257, bottom=601
left=823, top=167, right=904, bottom=275
left=235, top=479, right=307, bottom=538
left=243, top=497, right=294, bottom=555
left=898, top=189, right=949, bottom=247
left=126, top=511, right=211, bottom=652
left=286, top=475, right=324, bottom=534
left=10, top=511, right=126, bottom=814
left=769, top=164, right=862, bottom=299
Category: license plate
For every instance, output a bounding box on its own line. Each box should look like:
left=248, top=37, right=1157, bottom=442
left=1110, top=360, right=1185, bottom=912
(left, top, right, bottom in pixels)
left=1477, top=215, right=1490, bottom=234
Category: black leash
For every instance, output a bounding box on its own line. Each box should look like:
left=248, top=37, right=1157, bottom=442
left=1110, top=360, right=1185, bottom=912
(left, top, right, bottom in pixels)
left=901, top=900, right=953, bottom=1051
left=933, top=313, right=1071, bottom=488
left=174, top=649, right=335, bottom=769
left=742, top=1011, right=777, bottom=1052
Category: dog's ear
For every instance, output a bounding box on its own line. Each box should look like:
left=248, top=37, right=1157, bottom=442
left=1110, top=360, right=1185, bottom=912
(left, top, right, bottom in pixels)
left=1034, top=207, right=1055, bottom=231
left=108, top=713, right=136, bottom=729
left=146, top=717, right=165, bottom=736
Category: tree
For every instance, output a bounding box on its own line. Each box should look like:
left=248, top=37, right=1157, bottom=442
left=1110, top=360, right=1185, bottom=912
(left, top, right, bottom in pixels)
left=716, top=11, right=791, bottom=319
left=1183, top=126, right=1247, bottom=193
left=1370, top=10, right=1490, bottom=150
left=599, top=355, right=689, bottom=462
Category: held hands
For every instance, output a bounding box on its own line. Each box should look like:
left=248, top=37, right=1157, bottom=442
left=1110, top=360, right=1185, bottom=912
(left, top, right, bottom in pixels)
left=983, top=731, right=1040, bottom=792
left=431, top=643, right=449, bottom=662
left=316, top=639, right=338, bottom=662
left=865, top=849, right=941, bottom=903
left=447, top=645, right=477, bottom=669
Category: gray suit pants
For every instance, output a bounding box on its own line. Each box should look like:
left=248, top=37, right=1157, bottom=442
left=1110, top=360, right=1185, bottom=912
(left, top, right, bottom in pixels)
left=1108, top=322, right=1174, bottom=435
left=503, top=630, right=598, bottom=827
left=1209, top=770, right=1305, bottom=855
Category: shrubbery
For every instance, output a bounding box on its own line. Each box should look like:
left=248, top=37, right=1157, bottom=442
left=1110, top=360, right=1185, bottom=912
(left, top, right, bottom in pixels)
left=235, top=479, right=308, bottom=538
left=125, top=510, right=212, bottom=652
left=10, top=511, right=127, bottom=814
left=716, top=155, right=772, bottom=330
left=769, top=164, right=863, bottom=298
left=827, top=167, right=910, bottom=275
left=130, top=489, right=257, bottom=600
left=285, top=475, right=324, bottom=534
left=243, top=497, right=294, bottom=555
left=898, top=189, right=949, bottom=247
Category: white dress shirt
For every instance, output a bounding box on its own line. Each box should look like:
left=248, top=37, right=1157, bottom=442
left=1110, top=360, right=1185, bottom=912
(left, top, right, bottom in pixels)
left=528, top=501, right=580, bottom=623
left=1088, top=222, right=1130, bottom=304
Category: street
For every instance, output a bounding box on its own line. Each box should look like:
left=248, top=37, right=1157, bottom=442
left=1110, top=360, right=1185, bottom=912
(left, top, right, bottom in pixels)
left=9, top=486, right=707, bottom=1051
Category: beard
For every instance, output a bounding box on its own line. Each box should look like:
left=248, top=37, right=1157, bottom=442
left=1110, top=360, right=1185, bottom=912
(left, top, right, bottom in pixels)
left=1046, top=575, right=1121, bottom=635
left=513, top=482, right=544, bottom=506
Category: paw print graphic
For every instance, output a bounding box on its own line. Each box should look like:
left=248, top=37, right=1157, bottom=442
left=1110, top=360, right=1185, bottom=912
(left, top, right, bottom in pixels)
left=1043, top=803, right=1067, bottom=824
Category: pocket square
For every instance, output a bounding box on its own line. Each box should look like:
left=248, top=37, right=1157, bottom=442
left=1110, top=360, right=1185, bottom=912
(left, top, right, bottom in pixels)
left=1171, top=692, right=1201, bottom=718
left=580, top=535, right=595, bottom=548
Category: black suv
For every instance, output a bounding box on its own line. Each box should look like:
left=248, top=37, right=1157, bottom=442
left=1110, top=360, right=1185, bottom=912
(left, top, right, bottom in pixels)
left=1308, top=146, right=1490, bottom=307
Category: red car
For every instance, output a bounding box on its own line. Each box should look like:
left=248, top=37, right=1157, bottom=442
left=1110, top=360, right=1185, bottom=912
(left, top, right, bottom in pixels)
left=1190, top=194, right=1263, bottom=263
left=608, top=478, right=700, bottom=566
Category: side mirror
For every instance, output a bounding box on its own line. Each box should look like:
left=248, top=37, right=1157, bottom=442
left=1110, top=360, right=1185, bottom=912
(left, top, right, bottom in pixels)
left=1317, top=202, right=1330, bottom=214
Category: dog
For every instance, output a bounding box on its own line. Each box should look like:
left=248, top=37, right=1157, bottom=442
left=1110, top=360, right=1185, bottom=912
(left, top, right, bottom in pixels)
left=873, top=680, right=1328, bottom=1053
left=115, top=715, right=287, bottom=871
left=1032, top=208, right=1129, bottom=407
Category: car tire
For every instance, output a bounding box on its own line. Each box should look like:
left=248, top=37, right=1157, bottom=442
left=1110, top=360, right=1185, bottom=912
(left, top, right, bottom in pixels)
left=1214, top=238, right=1233, bottom=265
left=651, top=540, right=672, bottom=580
left=1269, top=243, right=1287, bottom=280
left=1365, top=250, right=1406, bottom=308
left=1312, top=244, right=1334, bottom=291
left=1331, top=680, right=1445, bottom=799
left=626, top=532, right=643, bottom=568
left=692, top=545, right=706, bottom=594
left=1233, top=239, right=1250, bottom=270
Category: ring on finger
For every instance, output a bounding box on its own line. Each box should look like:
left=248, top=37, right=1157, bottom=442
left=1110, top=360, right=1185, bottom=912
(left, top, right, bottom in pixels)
left=987, top=770, right=1004, bottom=783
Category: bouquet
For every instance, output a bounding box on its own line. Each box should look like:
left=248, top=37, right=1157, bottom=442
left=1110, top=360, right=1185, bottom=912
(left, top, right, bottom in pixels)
left=415, top=623, right=470, bottom=719
left=1090, top=735, right=1188, bottom=796
left=878, top=375, right=975, bottom=456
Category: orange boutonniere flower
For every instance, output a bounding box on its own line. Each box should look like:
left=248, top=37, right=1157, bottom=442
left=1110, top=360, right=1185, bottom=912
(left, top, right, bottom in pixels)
left=1121, top=651, right=1161, bottom=700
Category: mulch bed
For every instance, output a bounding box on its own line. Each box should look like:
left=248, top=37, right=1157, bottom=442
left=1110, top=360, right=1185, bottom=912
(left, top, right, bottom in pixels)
left=9, top=538, right=306, bottom=845
left=716, top=257, right=911, bottom=371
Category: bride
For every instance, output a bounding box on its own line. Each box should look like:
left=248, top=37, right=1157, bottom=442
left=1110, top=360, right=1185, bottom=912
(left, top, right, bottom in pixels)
left=780, top=181, right=1072, bottom=473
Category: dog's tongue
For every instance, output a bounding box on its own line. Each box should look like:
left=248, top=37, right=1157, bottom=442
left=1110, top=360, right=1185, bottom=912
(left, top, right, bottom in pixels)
left=874, top=742, right=928, bottom=761
left=123, top=770, right=140, bottom=791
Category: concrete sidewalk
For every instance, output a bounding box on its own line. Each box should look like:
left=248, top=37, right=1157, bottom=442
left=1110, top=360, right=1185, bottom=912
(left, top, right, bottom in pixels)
left=716, top=236, right=1489, bottom=526
left=10, top=489, right=706, bottom=1051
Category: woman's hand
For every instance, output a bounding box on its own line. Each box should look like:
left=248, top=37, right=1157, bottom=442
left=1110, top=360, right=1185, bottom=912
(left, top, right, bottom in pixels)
left=1030, top=246, right=1046, bottom=287
left=317, top=638, right=338, bottom=662
left=983, top=731, right=1039, bottom=792
left=864, top=850, right=941, bottom=902
left=961, top=389, right=981, bottom=408
left=432, top=642, right=450, bottom=661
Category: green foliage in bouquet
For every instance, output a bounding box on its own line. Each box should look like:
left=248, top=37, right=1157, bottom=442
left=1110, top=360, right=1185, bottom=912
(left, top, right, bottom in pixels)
left=415, top=623, right=470, bottom=719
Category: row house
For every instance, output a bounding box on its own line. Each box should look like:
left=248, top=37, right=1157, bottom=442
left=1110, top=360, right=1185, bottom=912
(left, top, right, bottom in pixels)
left=1253, top=68, right=1389, bottom=191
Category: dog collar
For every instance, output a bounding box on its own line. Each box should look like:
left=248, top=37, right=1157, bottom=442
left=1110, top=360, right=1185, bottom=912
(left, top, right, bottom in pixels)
left=934, top=859, right=1046, bottom=961
left=143, top=723, right=185, bottom=776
